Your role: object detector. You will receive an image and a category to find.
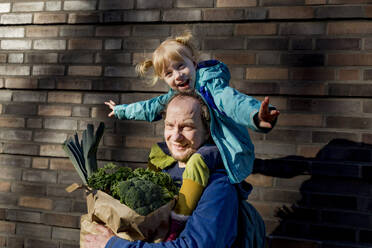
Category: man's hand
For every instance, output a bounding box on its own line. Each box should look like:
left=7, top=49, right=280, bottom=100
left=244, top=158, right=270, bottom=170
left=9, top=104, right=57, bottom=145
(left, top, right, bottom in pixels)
left=258, top=96, right=280, bottom=129
left=104, top=100, right=116, bottom=117
left=84, top=225, right=114, bottom=248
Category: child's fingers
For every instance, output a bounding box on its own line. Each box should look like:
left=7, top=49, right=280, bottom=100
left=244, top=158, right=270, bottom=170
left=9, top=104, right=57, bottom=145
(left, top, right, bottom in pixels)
left=108, top=111, right=114, bottom=117
left=259, top=121, right=272, bottom=129
left=270, top=110, right=280, bottom=117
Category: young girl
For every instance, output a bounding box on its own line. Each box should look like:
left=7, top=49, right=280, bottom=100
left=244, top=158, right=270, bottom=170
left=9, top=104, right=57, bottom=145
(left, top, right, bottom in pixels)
left=105, top=31, right=279, bottom=240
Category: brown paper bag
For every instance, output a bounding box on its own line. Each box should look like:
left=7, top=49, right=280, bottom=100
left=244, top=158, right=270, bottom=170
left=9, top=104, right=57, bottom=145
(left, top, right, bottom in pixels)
left=80, top=190, right=176, bottom=246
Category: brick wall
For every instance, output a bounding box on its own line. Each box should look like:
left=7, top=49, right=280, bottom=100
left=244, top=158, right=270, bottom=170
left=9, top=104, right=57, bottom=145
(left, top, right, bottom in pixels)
left=0, top=1, right=372, bottom=247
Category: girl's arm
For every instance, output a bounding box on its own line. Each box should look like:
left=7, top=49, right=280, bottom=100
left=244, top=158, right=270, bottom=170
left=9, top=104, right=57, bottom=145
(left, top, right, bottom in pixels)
left=105, top=90, right=174, bottom=122
left=209, top=78, right=278, bottom=133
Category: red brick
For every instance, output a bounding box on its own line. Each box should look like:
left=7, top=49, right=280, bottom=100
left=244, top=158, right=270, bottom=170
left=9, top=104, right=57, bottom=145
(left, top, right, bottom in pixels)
left=328, top=54, right=372, bottom=66
left=103, top=134, right=124, bottom=147
left=38, top=105, right=72, bottom=116
left=32, top=65, right=65, bottom=76
left=5, top=78, right=37, bottom=89
left=214, top=53, right=255, bottom=65
left=25, top=53, right=58, bottom=64
left=56, top=79, right=92, bottom=90
left=0, top=236, right=5, bottom=246
left=0, top=220, right=15, bottom=234
left=280, top=22, right=325, bottom=35
left=330, top=0, right=371, bottom=4
left=16, top=223, right=51, bottom=238
left=235, top=23, right=277, bottom=35
left=269, top=7, right=314, bottom=19
left=19, top=196, right=53, bottom=210
left=137, top=0, right=172, bottom=9
left=203, top=38, right=245, bottom=50
left=99, top=0, right=134, bottom=10
left=362, top=133, right=372, bottom=144
left=246, top=68, right=288, bottom=80
left=32, top=157, right=49, bottom=169
left=275, top=175, right=312, bottom=189
left=278, top=113, right=323, bottom=127
left=42, top=213, right=79, bottom=228
left=34, top=131, right=67, bottom=143
left=250, top=201, right=284, bottom=218
left=122, top=10, right=160, bottom=22
left=40, top=144, right=66, bottom=157
left=68, top=13, right=100, bottom=24
left=91, top=106, right=110, bottom=118
left=216, top=0, right=256, bottom=7
left=262, top=188, right=302, bottom=203
left=25, top=238, right=58, bottom=248
left=26, top=26, right=58, bottom=37
left=68, top=39, right=102, bottom=50
left=34, top=13, right=67, bottom=24
left=203, top=9, right=244, bottom=21
left=125, top=136, right=163, bottom=148
left=122, top=39, right=159, bottom=50
left=306, top=0, right=326, bottom=4
left=316, top=38, right=360, bottom=50
left=95, top=26, right=131, bottom=37
left=68, top=66, right=102, bottom=76
left=0, top=181, right=10, bottom=192
left=163, top=9, right=202, bottom=22
left=0, top=117, right=25, bottom=127
left=328, top=21, right=372, bottom=35
left=27, top=118, right=42, bottom=128
left=175, top=0, right=213, bottom=7
left=48, top=92, right=82, bottom=104
left=50, top=158, right=74, bottom=171
left=366, top=6, right=372, bottom=18
left=292, top=68, right=335, bottom=80
left=339, top=69, right=360, bottom=80
left=245, top=174, right=273, bottom=187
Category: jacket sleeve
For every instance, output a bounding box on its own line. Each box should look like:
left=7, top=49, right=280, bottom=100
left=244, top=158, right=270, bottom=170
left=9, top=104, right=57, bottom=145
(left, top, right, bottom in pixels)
left=113, top=90, right=174, bottom=122
left=104, top=174, right=238, bottom=248
left=208, top=77, right=275, bottom=133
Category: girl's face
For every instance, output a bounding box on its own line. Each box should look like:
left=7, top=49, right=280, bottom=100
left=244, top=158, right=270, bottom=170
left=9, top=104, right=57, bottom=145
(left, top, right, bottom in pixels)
left=162, top=56, right=197, bottom=92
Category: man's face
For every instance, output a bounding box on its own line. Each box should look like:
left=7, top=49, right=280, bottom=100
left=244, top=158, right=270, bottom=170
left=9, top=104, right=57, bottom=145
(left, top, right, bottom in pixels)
left=164, top=96, right=208, bottom=167
left=162, top=56, right=196, bottom=93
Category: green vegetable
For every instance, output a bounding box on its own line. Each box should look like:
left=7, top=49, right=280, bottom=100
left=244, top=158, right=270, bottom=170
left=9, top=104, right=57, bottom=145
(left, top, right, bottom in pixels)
left=63, top=122, right=104, bottom=184
left=112, top=178, right=168, bottom=216
left=87, top=164, right=179, bottom=216
left=87, top=163, right=133, bottom=194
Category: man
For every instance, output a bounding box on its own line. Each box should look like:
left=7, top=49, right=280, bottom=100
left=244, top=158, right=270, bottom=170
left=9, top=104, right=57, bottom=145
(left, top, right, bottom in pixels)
left=85, top=92, right=260, bottom=248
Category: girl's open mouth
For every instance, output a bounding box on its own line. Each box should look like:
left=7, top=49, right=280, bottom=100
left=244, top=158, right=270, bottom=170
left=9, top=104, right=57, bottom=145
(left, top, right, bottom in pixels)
left=177, top=79, right=191, bottom=91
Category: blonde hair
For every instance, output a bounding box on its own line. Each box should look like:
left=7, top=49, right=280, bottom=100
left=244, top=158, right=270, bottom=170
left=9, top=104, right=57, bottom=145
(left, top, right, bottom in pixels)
left=136, top=30, right=197, bottom=85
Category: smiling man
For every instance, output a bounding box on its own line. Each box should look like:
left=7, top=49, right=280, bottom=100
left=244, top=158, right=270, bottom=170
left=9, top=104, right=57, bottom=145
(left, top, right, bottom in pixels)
left=84, top=92, right=248, bottom=248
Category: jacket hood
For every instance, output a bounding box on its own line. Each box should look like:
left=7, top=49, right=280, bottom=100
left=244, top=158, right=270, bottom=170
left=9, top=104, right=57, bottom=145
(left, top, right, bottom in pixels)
left=196, top=60, right=231, bottom=84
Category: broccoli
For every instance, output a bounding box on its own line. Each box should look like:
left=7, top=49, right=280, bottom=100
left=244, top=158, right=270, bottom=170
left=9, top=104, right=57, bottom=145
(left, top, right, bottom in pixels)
left=112, top=178, right=168, bottom=216
left=131, top=168, right=179, bottom=200
left=88, top=164, right=179, bottom=216
left=87, top=163, right=132, bottom=194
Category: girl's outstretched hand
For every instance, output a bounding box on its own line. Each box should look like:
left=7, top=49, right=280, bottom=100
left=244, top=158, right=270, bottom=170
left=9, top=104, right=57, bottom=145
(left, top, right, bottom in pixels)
left=258, top=96, right=280, bottom=129
left=104, top=100, right=116, bottom=117
left=84, top=225, right=114, bottom=248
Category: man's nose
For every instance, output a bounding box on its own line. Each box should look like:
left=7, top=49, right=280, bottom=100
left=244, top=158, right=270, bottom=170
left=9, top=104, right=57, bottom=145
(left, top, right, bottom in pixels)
left=172, top=128, right=183, bottom=141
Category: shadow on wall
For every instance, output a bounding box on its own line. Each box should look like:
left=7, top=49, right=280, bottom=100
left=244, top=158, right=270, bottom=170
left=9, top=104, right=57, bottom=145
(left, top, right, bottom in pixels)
left=252, top=139, right=372, bottom=248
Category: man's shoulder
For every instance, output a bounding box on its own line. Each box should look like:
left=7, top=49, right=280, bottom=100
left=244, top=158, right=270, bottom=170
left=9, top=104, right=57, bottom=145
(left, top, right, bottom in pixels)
left=194, top=144, right=223, bottom=171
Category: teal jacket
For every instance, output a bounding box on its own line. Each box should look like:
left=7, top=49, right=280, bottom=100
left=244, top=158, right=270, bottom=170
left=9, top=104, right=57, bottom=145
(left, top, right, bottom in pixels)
left=114, top=60, right=274, bottom=183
